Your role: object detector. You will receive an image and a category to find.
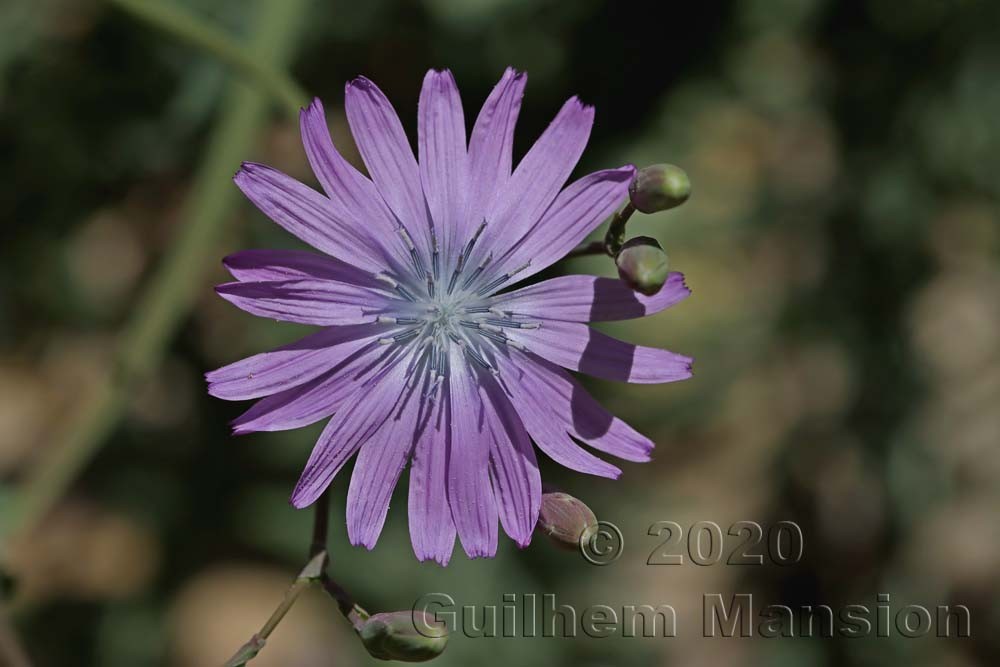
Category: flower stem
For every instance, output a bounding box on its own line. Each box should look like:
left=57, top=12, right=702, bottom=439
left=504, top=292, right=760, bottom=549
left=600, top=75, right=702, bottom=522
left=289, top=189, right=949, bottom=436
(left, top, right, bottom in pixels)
left=257, top=578, right=312, bottom=639
left=310, top=492, right=367, bottom=628
left=310, top=488, right=330, bottom=560
left=604, top=202, right=637, bottom=256
left=565, top=202, right=638, bottom=260
left=0, top=0, right=309, bottom=554
left=222, top=552, right=327, bottom=667
left=223, top=491, right=369, bottom=665
left=320, top=574, right=369, bottom=631
left=108, top=0, right=307, bottom=120
left=306, top=493, right=366, bottom=627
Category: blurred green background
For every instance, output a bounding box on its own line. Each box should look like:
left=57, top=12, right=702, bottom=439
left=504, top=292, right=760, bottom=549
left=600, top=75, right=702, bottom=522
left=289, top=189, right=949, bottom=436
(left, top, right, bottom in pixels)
left=1, top=0, right=998, bottom=665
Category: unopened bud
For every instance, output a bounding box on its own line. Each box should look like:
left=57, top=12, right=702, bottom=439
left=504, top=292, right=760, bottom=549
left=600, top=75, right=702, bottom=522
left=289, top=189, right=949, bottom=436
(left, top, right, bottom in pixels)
left=629, top=163, right=690, bottom=213
left=358, top=611, right=448, bottom=662
left=615, top=236, right=669, bottom=296
left=536, top=492, right=598, bottom=550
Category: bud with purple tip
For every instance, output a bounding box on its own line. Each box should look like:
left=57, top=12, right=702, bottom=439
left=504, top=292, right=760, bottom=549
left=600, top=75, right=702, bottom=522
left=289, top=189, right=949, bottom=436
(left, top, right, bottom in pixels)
left=536, top=491, right=598, bottom=550
left=629, top=163, right=691, bottom=214
left=357, top=611, right=447, bottom=662
left=615, top=236, right=670, bottom=296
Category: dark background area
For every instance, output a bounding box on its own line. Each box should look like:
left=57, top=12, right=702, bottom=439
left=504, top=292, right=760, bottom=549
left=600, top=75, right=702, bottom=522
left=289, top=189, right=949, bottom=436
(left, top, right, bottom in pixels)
left=1, top=0, right=998, bottom=665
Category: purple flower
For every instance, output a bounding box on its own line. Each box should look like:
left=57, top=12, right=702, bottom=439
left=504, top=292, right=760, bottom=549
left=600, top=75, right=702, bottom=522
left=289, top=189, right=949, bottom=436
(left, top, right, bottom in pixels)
left=207, top=68, right=692, bottom=564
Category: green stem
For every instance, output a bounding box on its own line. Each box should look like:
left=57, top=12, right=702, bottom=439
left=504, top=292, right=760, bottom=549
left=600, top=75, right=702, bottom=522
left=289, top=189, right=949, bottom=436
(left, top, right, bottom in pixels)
left=223, top=492, right=368, bottom=665
left=258, top=577, right=313, bottom=639
left=565, top=202, right=639, bottom=259
left=108, top=0, right=307, bottom=119
left=320, top=573, right=368, bottom=631
left=564, top=240, right=607, bottom=259
left=310, top=493, right=366, bottom=629
left=223, top=551, right=327, bottom=667
left=603, top=202, right=637, bottom=256
left=1, top=0, right=310, bottom=550
left=309, top=488, right=330, bottom=561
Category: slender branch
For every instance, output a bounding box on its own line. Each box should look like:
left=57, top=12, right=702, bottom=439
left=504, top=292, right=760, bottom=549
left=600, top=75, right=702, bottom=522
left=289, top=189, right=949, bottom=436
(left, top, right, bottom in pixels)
left=603, top=202, right=637, bottom=256
left=1, top=0, right=310, bottom=552
left=320, top=574, right=368, bottom=631
left=223, top=490, right=369, bottom=665
left=310, top=490, right=330, bottom=560
left=222, top=552, right=327, bottom=667
left=565, top=202, right=639, bottom=260
left=108, top=0, right=307, bottom=119
left=310, top=492, right=366, bottom=629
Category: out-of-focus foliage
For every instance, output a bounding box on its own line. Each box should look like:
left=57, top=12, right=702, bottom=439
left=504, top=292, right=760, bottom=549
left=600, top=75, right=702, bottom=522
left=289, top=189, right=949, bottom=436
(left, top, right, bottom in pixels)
left=1, top=0, right=998, bottom=665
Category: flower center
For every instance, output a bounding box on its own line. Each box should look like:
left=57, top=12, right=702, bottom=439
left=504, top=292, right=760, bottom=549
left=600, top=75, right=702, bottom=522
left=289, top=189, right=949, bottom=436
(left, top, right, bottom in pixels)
left=371, top=222, right=539, bottom=384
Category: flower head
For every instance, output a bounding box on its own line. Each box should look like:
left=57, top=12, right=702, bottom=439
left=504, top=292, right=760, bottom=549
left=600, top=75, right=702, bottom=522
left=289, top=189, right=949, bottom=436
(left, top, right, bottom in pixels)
left=207, top=68, right=692, bottom=564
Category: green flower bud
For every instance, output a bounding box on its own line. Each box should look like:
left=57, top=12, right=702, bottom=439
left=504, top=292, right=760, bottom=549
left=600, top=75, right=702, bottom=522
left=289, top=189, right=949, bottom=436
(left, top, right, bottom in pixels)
left=629, top=163, right=691, bottom=213
left=358, top=611, right=448, bottom=662
left=536, top=492, right=598, bottom=550
left=615, top=236, right=670, bottom=296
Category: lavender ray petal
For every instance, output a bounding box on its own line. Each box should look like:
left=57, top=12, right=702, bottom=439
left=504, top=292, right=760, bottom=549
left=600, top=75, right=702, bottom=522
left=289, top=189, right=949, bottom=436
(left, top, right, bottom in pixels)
left=505, top=320, right=693, bottom=384
left=233, top=162, right=387, bottom=273
left=223, top=248, right=381, bottom=287
left=299, top=99, right=410, bottom=269
left=447, top=352, right=499, bottom=558
left=472, top=96, right=593, bottom=261
left=481, top=376, right=540, bottom=547
left=506, top=352, right=654, bottom=462
left=485, top=165, right=634, bottom=287
left=214, top=278, right=397, bottom=326
left=290, top=359, right=411, bottom=508
left=230, top=342, right=402, bottom=433
left=418, top=69, right=468, bottom=264
left=205, top=323, right=386, bottom=401
left=344, top=77, right=433, bottom=262
left=346, top=378, right=424, bottom=549
left=408, top=382, right=457, bottom=565
left=466, top=68, right=526, bottom=238
left=493, top=353, right=621, bottom=479
left=493, top=272, right=690, bottom=322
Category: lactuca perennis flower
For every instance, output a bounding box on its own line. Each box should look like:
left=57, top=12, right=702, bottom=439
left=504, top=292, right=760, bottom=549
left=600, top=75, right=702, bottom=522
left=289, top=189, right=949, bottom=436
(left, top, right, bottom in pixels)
left=207, top=68, right=693, bottom=564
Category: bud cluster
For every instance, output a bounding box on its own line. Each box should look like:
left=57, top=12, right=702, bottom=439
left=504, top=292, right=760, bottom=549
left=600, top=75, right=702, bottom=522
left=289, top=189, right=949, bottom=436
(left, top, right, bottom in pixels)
left=596, top=163, right=690, bottom=297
